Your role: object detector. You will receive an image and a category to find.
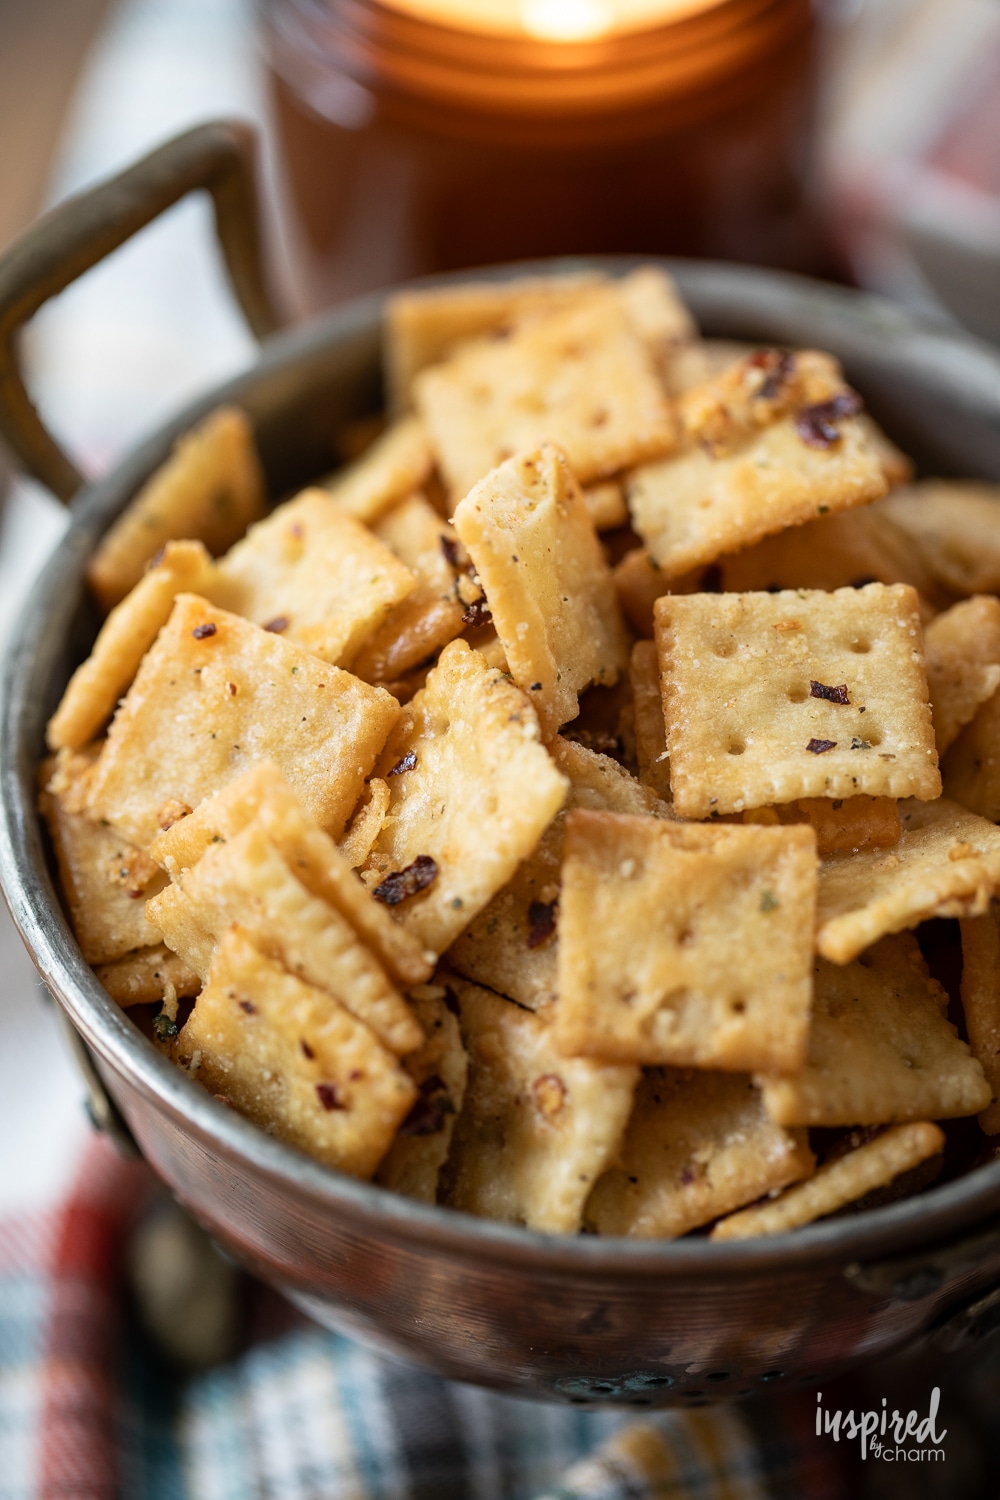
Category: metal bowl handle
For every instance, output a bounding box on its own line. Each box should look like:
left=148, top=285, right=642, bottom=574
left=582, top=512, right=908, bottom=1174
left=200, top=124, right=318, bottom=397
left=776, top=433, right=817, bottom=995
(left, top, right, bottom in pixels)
left=0, top=118, right=282, bottom=504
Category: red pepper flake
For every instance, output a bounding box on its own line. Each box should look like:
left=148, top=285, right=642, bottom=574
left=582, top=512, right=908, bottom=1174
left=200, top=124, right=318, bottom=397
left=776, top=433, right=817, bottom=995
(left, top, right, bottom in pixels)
left=300, top=1039, right=315, bottom=1060
left=527, top=899, right=557, bottom=949
left=440, top=535, right=461, bottom=568
left=399, top=1075, right=454, bottom=1136
left=264, top=616, right=289, bottom=634
left=810, top=680, right=850, bottom=705
left=752, top=348, right=794, bottom=400
left=373, top=855, right=438, bottom=906
left=316, top=1082, right=345, bottom=1111
left=238, top=999, right=257, bottom=1015
left=794, top=389, right=863, bottom=449
left=388, top=751, right=417, bottom=776
left=227, top=682, right=238, bottom=696
left=807, top=738, right=837, bottom=754
left=191, top=622, right=217, bottom=640
left=461, top=597, right=492, bottom=629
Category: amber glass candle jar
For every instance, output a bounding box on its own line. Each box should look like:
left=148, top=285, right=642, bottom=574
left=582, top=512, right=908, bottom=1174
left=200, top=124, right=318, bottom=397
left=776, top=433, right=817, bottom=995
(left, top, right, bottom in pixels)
left=261, top=0, right=823, bottom=313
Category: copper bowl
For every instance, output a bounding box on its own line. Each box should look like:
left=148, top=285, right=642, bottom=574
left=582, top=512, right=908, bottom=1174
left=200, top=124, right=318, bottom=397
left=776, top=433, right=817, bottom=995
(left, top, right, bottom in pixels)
left=1, top=121, right=1000, bottom=1406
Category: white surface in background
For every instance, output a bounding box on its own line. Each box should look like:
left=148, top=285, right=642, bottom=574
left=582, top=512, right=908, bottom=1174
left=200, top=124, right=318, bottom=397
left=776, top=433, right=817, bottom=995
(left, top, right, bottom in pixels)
left=0, top=0, right=267, bottom=1213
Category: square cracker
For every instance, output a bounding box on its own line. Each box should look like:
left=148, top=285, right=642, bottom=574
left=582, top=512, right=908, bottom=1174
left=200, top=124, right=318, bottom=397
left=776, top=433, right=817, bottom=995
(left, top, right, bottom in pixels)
left=710, top=1122, right=945, bottom=1240
left=627, top=350, right=888, bottom=578
left=438, top=977, right=638, bottom=1234
left=39, top=750, right=167, bottom=964
left=745, top=796, right=900, bottom=858
left=924, top=596, right=1000, bottom=755
left=365, top=639, right=568, bottom=959
left=376, top=985, right=468, bottom=1201
left=453, top=445, right=629, bottom=740
left=414, top=286, right=676, bottom=501
left=86, top=595, right=400, bottom=847
left=94, top=944, right=200, bottom=1008
left=943, top=685, right=1000, bottom=822
left=757, top=934, right=990, bottom=1127
left=583, top=480, right=629, bottom=532
left=325, top=414, right=434, bottom=524
left=350, top=493, right=467, bottom=683
left=960, top=909, right=1000, bottom=1135
left=87, top=406, right=265, bottom=612
left=554, top=812, right=817, bottom=1073
left=585, top=1070, right=813, bottom=1239
left=817, top=797, right=1000, bottom=963
left=338, top=779, right=391, bottom=870
left=175, top=928, right=416, bottom=1180
left=48, top=540, right=218, bottom=753
left=654, top=584, right=940, bottom=819
left=447, top=738, right=671, bottom=1013
left=875, top=480, right=1000, bottom=598
left=629, top=640, right=671, bottom=801
left=213, top=488, right=416, bottom=668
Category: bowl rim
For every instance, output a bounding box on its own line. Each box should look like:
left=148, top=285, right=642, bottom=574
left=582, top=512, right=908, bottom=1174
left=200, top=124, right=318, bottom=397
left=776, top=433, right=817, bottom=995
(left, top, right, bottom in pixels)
left=4, top=254, right=1000, bottom=1279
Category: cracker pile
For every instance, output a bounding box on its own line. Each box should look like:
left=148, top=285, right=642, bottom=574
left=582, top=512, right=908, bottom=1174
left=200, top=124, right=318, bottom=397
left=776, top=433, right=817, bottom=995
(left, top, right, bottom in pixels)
left=41, top=269, right=1000, bottom=1240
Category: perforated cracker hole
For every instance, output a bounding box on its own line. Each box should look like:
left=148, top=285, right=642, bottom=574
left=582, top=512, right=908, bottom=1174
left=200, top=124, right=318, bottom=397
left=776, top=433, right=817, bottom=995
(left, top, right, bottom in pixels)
left=727, top=739, right=747, bottom=756
left=787, top=683, right=809, bottom=703
left=849, top=637, right=871, bottom=654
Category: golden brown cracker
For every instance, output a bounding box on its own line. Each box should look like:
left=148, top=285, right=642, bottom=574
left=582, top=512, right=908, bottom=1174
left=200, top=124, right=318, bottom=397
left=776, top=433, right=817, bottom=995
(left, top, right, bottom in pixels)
left=876, top=480, right=1000, bottom=597
left=629, top=640, right=671, bottom=801
left=816, top=797, right=1000, bottom=963
left=960, top=909, right=1000, bottom=1135
left=924, top=596, right=1000, bottom=754
left=585, top=1069, right=813, bottom=1239
left=338, top=779, right=391, bottom=870
left=87, top=407, right=265, bottom=611
left=555, top=812, right=817, bottom=1073
left=710, top=1122, right=945, bottom=1240
left=94, top=945, right=201, bottom=1007
left=175, top=928, right=416, bottom=1179
left=376, top=985, right=468, bottom=1201
left=453, top=445, right=629, bottom=739
left=325, top=414, right=434, bottom=523
left=439, top=977, right=638, bottom=1233
left=745, top=796, right=900, bottom=857
left=87, top=595, right=400, bottom=847
left=757, top=934, right=990, bottom=1126
left=583, top=480, right=629, bottom=532
left=943, top=686, right=1000, bottom=822
left=655, top=585, right=940, bottom=819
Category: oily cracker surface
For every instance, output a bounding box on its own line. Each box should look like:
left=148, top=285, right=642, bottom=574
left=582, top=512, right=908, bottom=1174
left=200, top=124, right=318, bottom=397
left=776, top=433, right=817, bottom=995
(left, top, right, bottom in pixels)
left=175, top=928, right=415, bottom=1179
left=414, top=286, right=676, bottom=501
left=744, top=796, right=900, bottom=858
left=366, top=639, right=567, bottom=959
left=710, top=1122, right=945, bottom=1240
left=48, top=540, right=217, bottom=753
left=554, top=812, right=817, bottom=1073
left=943, top=687, right=1000, bottom=822
left=630, top=640, right=671, bottom=801
left=758, top=935, right=990, bottom=1127
left=453, top=445, right=628, bottom=739
left=876, top=481, right=1000, bottom=597
left=87, top=595, right=399, bottom=847
left=655, top=585, right=940, bottom=819
left=439, top=978, right=638, bottom=1234
left=351, top=493, right=466, bottom=682
left=87, top=406, right=265, bottom=611
left=960, top=910, right=1000, bottom=1135
left=40, top=750, right=166, bottom=964
left=325, top=414, right=434, bottom=523
left=447, top=738, right=671, bottom=1012
left=338, top=779, right=391, bottom=871
left=94, top=944, right=200, bottom=1008
left=924, top=597, right=1000, bottom=755
left=376, top=985, right=468, bottom=1201
left=627, top=350, right=887, bottom=578
left=585, top=1069, right=813, bottom=1239
left=817, top=797, right=1000, bottom=963
left=213, top=488, right=415, bottom=667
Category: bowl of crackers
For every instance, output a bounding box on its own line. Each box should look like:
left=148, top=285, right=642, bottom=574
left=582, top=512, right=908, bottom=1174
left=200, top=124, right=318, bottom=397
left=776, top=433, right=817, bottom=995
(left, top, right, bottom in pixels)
left=3, top=121, right=1000, bottom=1405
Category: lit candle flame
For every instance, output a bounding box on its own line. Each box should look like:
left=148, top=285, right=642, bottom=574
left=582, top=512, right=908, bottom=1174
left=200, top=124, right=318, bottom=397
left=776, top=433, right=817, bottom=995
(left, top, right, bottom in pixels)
left=519, top=0, right=616, bottom=40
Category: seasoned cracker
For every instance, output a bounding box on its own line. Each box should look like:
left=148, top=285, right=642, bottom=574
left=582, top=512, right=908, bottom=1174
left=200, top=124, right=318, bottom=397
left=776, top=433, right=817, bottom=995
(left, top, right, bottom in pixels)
left=745, top=796, right=900, bottom=857
left=628, top=351, right=887, bottom=578
left=877, top=481, right=1000, bottom=597
left=615, top=265, right=698, bottom=373
left=415, top=287, right=676, bottom=501
left=583, top=480, right=629, bottom=532
left=710, top=1122, right=945, bottom=1240
left=655, top=585, right=940, bottom=819
left=816, top=797, right=1000, bottom=963
left=942, top=686, right=1000, bottom=822
left=366, top=639, right=567, bottom=958
left=48, top=541, right=217, bottom=752
left=87, top=407, right=265, bottom=611
left=613, top=547, right=700, bottom=638
left=629, top=640, right=671, bottom=801
left=758, top=934, right=990, bottom=1126
left=376, top=985, right=468, bottom=1201
left=40, top=750, right=167, bottom=964
left=585, top=1070, right=813, bottom=1239
left=959, top=910, right=1000, bottom=1135
left=149, top=763, right=430, bottom=988
left=555, top=812, right=817, bottom=1072
left=153, top=824, right=421, bottom=1054
left=439, top=978, right=638, bottom=1233
left=213, top=489, right=416, bottom=667
left=453, top=445, right=628, bottom=739
left=144, top=882, right=216, bottom=978
left=87, top=595, right=399, bottom=846
left=325, top=414, right=434, bottom=523
left=924, top=596, right=1000, bottom=754
left=176, top=928, right=416, bottom=1179
left=448, top=738, right=670, bottom=1012
left=338, top=779, right=391, bottom=869
left=351, top=493, right=466, bottom=682
left=94, top=944, right=201, bottom=1007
